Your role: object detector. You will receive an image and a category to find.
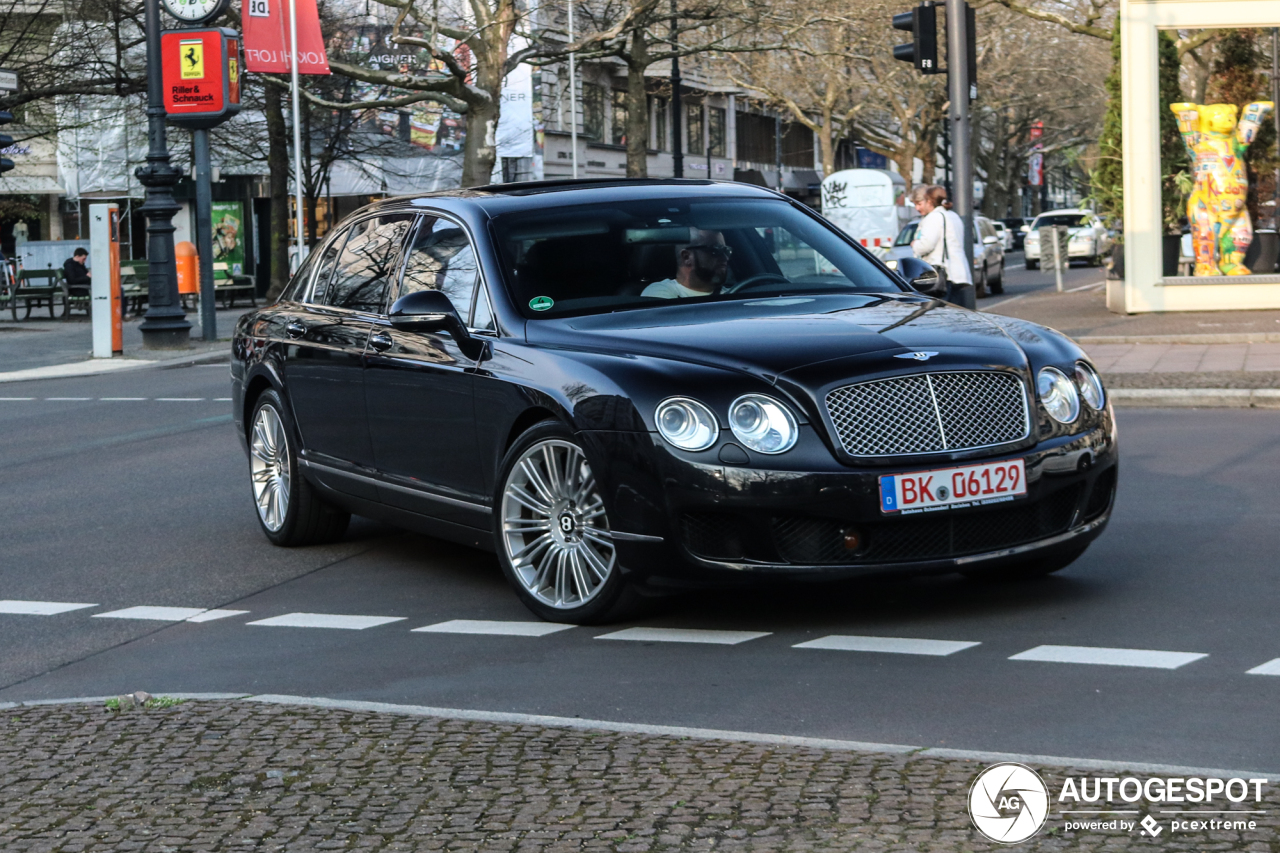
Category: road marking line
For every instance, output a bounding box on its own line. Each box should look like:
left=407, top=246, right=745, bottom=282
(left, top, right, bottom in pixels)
left=595, top=627, right=770, bottom=645
left=154, top=397, right=206, bottom=401
left=794, top=635, right=981, bottom=656
left=214, top=397, right=232, bottom=401
left=1010, top=645, right=1206, bottom=669
left=0, top=397, right=35, bottom=401
left=45, top=397, right=92, bottom=401
left=187, top=609, right=250, bottom=623
left=412, top=619, right=575, bottom=637
left=246, top=612, right=407, bottom=630
left=93, top=606, right=208, bottom=621
left=0, top=600, right=97, bottom=615
left=100, top=397, right=147, bottom=401
left=1246, top=658, right=1280, bottom=676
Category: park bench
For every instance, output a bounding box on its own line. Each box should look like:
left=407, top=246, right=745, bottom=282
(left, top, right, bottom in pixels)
left=119, top=262, right=149, bottom=316
left=213, top=262, right=256, bottom=309
left=10, top=268, right=67, bottom=320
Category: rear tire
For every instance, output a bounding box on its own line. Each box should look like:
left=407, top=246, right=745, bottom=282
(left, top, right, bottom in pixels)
left=989, top=262, right=1004, bottom=294
left=962, top=543, right=1088, bottom=582
left=494, top=420, right=638, bottom=624
left=248, top=389, right=350, bottom=546
left=975, top=264, right=988, bottom=298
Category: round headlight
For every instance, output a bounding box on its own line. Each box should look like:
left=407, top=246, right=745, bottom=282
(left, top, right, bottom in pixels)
left=1037, top=367, right=1080, bottom=424
left=728, top=394, right=798, bottom=454
left=1074, top=362, right=1106, bottom=410
left=655, top=397, right=719, bottom=451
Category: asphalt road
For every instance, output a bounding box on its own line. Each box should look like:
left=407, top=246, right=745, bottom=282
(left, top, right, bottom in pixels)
left=982, top=250, right=1106, bottom=311
left=3, top=362, right=1279, bottom=775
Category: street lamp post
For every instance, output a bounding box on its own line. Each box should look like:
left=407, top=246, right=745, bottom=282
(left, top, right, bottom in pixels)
left=136, top=0, right=191, bottom=349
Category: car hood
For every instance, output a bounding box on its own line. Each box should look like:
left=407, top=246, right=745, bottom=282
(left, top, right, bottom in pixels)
left=525, top=294, right=1028, bottom=380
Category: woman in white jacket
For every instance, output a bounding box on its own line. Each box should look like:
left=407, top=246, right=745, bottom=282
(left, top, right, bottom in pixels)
left=909, top=184, right=973, bottom=292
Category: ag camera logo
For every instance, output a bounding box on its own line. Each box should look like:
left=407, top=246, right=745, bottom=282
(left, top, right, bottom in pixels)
left=969, top=763, right=1050, bottom=844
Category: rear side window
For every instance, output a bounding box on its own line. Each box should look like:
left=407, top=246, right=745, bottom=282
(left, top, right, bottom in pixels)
left=399, top=216, right=481, bottom=321
left=306, top=233, right=346, bottom=304
left=324, top=213, right=417, bottom=313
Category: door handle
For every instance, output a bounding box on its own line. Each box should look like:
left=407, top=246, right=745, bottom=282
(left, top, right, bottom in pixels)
left=369, top=332, right=393, bottom=352
left=285, top=321, right=306, bottom=339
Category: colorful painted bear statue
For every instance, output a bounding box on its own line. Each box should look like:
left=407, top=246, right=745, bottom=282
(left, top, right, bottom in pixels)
left=1170, top=100, right=1274, bottom=276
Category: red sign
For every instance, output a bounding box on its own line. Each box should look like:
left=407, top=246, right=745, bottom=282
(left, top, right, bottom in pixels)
left=161, top=28, right=242, bottom=129
left=1029, top=120, right=1044, bottom=142
left=243, top=0, right=331, bottom=75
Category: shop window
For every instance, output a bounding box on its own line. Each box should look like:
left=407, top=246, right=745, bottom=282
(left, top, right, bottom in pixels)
left=582, top=82, right=605, bottom=140
left=686, top=103, right=704, bottom=154
left=611, top=90, right=628, bottom=145
left=708, top=107, right=726, bottom=158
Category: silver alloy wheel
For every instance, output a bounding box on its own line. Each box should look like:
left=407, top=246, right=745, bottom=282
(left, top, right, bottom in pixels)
left=501, top=438, right=615, bottom=609
left=250, top=404, right=291, bottom=532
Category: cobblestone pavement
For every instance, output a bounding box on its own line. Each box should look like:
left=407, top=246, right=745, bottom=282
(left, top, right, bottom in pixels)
left=1, top=700, right=1275, bottom=852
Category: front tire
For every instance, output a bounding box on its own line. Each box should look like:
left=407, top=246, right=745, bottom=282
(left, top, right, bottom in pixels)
left=248, top=389, right=350, bottom=546
left=495, top=421, right=635, bottom=624
left=1026, top=259, right=1039, bottom=271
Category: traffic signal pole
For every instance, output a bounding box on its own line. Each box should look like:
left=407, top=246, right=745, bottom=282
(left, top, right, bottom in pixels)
left=945, top=0, right=974, bottom=274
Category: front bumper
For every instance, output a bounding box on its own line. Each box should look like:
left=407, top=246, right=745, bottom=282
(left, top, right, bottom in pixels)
left=1025, top=241, right=1098, bottom=260
left=583, top=418, right=1117, bottom=589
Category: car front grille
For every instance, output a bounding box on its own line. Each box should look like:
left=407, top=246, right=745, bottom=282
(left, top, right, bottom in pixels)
left=824, top=371, right=1030, bottom=457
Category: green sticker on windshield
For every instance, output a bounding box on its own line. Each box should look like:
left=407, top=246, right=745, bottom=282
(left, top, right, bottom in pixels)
left=529, top=296, right=554, bottom=312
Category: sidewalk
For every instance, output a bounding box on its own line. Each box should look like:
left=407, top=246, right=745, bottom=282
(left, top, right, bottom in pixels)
left=0, top=308, right=244, bottom=382
left=1, top=697, right=1274, bottom=852
left=984, top=285, right=1280, bottom=405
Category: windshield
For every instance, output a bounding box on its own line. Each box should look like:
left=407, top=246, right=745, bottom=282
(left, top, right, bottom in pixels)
left=894, top=222, right=918, bottom=247
left=1032, top=214, right=1088, bottom=228
left=491, top=197, right=899, bottom=318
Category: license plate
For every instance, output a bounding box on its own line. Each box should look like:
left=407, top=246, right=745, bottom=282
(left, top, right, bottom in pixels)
left=879, top=458, right=1026, bottom=514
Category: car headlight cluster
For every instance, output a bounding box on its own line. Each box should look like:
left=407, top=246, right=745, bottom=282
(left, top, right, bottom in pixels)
left=1037, top=363, right=1106, bottom=424
left=655, top=394, right=799, bottom=454
left=655, top=397, right=719, bottom=451
left=728, top=395, right=798, bottom=454
left=1074, top=362, right=1106, bottom=409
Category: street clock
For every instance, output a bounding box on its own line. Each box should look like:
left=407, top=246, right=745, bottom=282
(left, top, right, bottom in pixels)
left=161, top=0, right=229, bottom=25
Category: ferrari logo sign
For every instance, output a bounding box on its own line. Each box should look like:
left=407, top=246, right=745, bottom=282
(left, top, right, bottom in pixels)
left=180, top=39, right=205, bottom=79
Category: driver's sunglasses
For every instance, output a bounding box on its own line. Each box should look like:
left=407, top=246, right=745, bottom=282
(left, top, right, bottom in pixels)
left=691, top=244, right=733, bottom=260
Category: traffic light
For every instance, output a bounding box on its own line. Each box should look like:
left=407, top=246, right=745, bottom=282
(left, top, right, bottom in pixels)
left=0, top=111, right=14, bottom=176
left=892, top=3, right=938, bottom=74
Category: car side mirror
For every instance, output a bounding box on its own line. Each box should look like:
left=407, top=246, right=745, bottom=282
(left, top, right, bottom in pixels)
left=897, top=257, right=944, bottom=296
left=983, top=235, right=999, bottom=245
left=389, top=289, right=486, bottom=358
left=1020, top=225, right=1030, bottom=233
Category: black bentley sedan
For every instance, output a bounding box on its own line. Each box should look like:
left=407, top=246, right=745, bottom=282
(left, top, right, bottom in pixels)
left=231, top=179, right=1117, bottom=623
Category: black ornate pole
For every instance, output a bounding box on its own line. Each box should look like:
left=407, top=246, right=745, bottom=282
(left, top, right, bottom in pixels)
left=669, top=0, right=682, bottom=178
left=136, top=0, right=191, bottom=348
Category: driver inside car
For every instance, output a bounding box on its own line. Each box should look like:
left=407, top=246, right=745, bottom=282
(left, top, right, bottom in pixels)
left=641, top=228, right=731, bottom=298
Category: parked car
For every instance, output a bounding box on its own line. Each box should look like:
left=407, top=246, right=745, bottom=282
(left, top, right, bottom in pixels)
left=885, top=215, right=1005, bottom=297
left=231, top=179, right=1117, bottom=623
left=1023, top=209, right=1112, bottom=269
left=1002, top=217, right=1031, bottom=251
left=973, top=215, right=1006, bottom=296
left=991, top=220, right=1012, bottom=252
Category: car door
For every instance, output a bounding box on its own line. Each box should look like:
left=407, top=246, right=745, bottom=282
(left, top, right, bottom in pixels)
left=281, top=213, right=416, bottom=486
left=364, top=213, right=491, bottom=527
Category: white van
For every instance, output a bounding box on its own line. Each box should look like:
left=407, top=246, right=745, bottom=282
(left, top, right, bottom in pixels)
left=819, top=169, right=914, bottom=258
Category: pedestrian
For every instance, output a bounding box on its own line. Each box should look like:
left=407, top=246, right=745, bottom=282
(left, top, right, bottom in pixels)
left=63, top=248, right=92, bottom=294
left=909, top=185, right=975, bottom=300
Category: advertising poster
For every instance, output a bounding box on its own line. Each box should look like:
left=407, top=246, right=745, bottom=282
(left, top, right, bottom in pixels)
left=211, top=201, right=245, bottom=275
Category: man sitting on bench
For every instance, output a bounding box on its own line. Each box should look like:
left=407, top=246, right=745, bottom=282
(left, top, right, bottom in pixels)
left=63, top=248, right=91, bottom=294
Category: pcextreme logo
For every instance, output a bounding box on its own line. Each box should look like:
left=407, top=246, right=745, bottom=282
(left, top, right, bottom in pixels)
left=969, top=763, right=1050, bottom=844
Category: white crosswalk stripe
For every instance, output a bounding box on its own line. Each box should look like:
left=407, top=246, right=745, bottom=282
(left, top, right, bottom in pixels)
left=413, top=619, right=575, bottom=636
left=596, top=627, right=770, bottom=645
left=187, top=609, right=250, bottom=623
left=247, top=613, right=407, bottom=630
left=1009, top=645, right=1207, bottom=669
left=94, top=606, right=210, bottom=621
left=0, top=600, right=97, bottom=615
left=1245, top=658, right=1280, bottom=676
left=794, top=635, right=980, bottom=656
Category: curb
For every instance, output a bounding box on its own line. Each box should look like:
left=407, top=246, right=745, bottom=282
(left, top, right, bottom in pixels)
left=0, top=346, right=229, bottom=384
left=1078, top=333, right=1280, bottom=345
left=1111, top=388, right=1280, bottom=408
left=2, top=693, right=1276, bottom=780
